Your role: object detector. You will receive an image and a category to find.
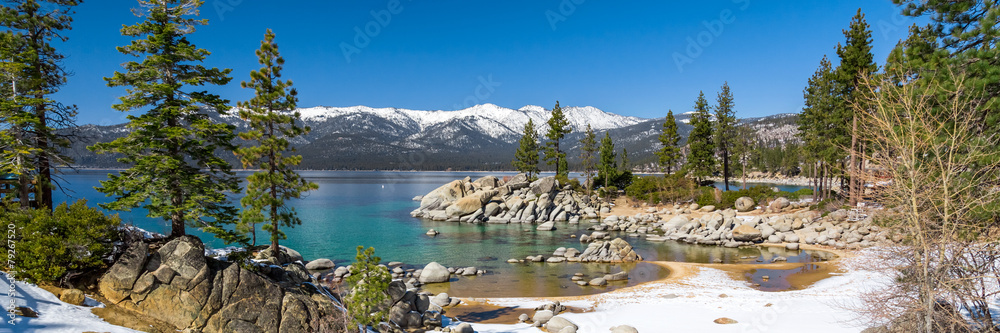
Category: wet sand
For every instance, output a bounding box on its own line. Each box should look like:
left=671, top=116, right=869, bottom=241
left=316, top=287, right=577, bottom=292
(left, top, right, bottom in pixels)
left=446, top=299, right=593, bottom=324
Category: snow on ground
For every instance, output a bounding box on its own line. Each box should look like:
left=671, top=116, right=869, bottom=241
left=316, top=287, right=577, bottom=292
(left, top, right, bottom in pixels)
left=0, top=274, right=140, bottom=333
left=454, top=248, right=893, bottom=333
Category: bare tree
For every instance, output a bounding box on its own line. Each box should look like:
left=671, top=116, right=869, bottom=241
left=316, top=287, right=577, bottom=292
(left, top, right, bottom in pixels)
left=852, top=68, right=1000, bottom=332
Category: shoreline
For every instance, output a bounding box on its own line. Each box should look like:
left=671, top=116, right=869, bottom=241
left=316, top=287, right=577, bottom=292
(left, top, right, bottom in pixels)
left=454, top=245, right=879, bottom=332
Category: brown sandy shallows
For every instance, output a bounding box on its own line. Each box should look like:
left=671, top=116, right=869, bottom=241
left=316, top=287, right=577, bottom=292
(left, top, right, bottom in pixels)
left=446, top=299, right=593, bottom=324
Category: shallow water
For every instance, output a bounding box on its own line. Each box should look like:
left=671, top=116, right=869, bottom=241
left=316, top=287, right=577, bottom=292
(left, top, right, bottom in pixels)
left=54, top=169, right=825, bottom=296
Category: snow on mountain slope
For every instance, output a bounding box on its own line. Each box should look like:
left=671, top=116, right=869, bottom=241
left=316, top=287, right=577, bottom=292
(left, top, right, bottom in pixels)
left=295, top=103, right=645, bottom=143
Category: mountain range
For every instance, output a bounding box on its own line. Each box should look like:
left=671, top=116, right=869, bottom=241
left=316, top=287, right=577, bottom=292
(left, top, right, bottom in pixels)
left=65, top=104, right=798, bottom=171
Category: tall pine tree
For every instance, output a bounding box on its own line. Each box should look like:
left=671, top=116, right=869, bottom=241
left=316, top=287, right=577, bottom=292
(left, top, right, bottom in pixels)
left=798, top=56, right=839, bottom=201
left=714, top=82, right=737, bottom=191
left=835, top=9, right=877, bottom=206
left=686, top=91, right=716, bottom=183
left=656, top=110, right=681, bottom=175
left=579, top=124, right=598, bottom=193
left=0, top=31, right=38, bottom=205
left=90, top=0, right=241, bottom=242
left=544, top=101, right=571, bottom=177
left=1, top=0, right=80, bottom=210
left=512, top=119, right=540, bottom=178
left=235, top=29, right=318, bottom=255
left=597, top=132, right=617, bottom=188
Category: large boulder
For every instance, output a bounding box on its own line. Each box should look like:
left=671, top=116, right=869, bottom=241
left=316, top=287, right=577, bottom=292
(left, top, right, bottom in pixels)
left=734, top=197, right=755, bottom=212
left=663, top=215, right=689, bottom=230
left=768, top=197, right=791, bottom=213
left=305, top=258, right=335, bottom=271
left=418, top=262, right=450, bottom=284
left=97, top=236, right=341, bottom=332
left=546, top=316, right=579, bottom=332
left=420, top=180, right=466, bottom=211
left=530, top=176, right=559, bottom=195
left=59, top=289, right=85, bottom=306
left=611, top=325, right=640, bottom=333
left=732, top=224, right=762, bottom=242
left=446, top=196, right=484, bottom=218
left=473, top=176, right=500, bottom=189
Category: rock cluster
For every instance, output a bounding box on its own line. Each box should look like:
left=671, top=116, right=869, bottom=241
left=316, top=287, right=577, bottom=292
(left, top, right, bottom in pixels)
left=521, top=302, right=579, bottom=332
left=98, top=236, right=342, bottom=332
left=384, top=280, right=455, bottom=330
left=657, top=204, right=889, bottom=249
left=411, top=175, right=602, bottom=224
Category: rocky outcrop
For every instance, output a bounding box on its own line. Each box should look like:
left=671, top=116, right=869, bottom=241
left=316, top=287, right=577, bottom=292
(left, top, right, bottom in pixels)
left=411, top=174, right=602, bottom=224
left=98, top=236, right=342, bottom=332
left=578, top=238, right=642, bottom=263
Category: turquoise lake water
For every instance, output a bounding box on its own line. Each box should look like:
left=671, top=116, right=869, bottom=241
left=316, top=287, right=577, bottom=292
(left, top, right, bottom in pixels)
left=54, top=170, right=812, bottom=297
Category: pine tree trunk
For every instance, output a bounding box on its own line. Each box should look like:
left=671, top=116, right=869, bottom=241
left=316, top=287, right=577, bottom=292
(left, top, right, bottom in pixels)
left=723, top=150, right=730, bottom=191
left=742, top=159, right=747, bottom=190
left=34, top=100, right=52, bottom=211
left=849, top=116, right=858, bottom=206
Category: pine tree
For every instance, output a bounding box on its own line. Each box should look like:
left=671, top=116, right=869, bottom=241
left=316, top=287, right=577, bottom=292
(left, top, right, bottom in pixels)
left=235, top=29, right=318, bottom=255
left=89, top=0, right=241, bottom=242
left=656, top=110, right=681, bottom=175
left=732, top=123, right=755, bottom=190
left=686, top=91, right=716, bottom=183
left=1, top=0, right=80, bottom=210
left=597, top=132, right=617, bottom=188
left=835, top=9, right=877, bottom=206
left=512, top=119, right=540, bottom=178
left=798, top=56, right=839, bottom=201
left=579, top=124, right=597, bottom=193
left=0, top=31, right=38, bottom=205
left=714, top=82, right=737, bottom=191
left=620, top=148, right=629, bottom=172
left=544, top=101, right=572, bottom=177
left=345, top=246, right=391, bottom=330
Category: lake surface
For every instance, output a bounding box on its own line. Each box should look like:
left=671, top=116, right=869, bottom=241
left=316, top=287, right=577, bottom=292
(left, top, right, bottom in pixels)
left=54, top=169, right=814, bottom=297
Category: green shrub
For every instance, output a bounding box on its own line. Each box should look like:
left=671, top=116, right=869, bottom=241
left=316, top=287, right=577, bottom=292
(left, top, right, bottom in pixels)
left=1, top=200, right=121, bottom=285
left=554, top=174, right=582, bottom=192
left=624, top=175, right=700, bottom=204
left=695, top=187, right=717, bottom=206
left=594, top=171, right=634, bottom=190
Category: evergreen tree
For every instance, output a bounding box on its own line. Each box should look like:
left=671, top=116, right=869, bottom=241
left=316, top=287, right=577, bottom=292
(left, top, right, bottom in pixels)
left=1, top=0, right=80, bottom=210
left=89, top=0, right=241, bottom=242
left=798, top=56, right=839, bottom=201
left=686, top=91, right=716, bottom=183
left=544, top=101, right=572, bottom=177
left=0, top=31, right=38, bottom=205
left=620, top=148, right=629, bottom=172
left=892, top=1, right=1000, bottom=163
left=732, top=123, right=755, bottom=190
left=345, top=246, right=391, bottom=330
left=597, top=132, right=617, bottom=188
left=512, top=119, right=540, bottom=178
left=235, top=29, right=318, bottom=255
left=834, top=9, right=877, bottom=205
left=579, top=124, right=598, bottom=193
left=714, top=82, right=737, bottom=191
left=656, top=110, right=681, bottom=174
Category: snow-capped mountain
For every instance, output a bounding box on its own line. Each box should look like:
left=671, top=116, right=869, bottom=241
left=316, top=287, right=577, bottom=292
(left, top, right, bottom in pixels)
left=285, top=103, right=645, bottom=142
left=64, top=104, right=798, bottom=170
left=67, top=104, right=649, bottom=170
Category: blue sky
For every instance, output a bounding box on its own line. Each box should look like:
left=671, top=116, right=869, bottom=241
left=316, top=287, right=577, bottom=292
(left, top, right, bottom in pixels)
left=54, top=1, right=923, bottom=125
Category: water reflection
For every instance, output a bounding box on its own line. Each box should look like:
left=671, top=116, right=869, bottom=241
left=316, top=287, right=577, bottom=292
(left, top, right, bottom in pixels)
left=420, top=262, right=667, bottom=298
